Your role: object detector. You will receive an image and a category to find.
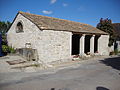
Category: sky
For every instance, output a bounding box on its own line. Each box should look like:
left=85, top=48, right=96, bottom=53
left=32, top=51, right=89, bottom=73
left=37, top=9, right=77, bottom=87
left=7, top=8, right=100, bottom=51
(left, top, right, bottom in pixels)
left=0, top=0, right=120, bottom=26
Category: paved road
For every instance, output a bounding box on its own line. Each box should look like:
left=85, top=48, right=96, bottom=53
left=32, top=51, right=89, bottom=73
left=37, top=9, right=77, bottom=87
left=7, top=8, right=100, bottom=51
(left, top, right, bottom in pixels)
left=0, top=56, right=120, bottom=90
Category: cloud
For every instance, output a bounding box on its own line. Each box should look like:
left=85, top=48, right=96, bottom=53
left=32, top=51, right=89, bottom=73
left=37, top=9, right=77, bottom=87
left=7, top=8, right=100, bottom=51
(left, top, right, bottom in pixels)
left=50, top=0, right=57, bottom=4
left=26, top=11, right=30, bottom=13
left=42, top=10, right=53, bottom=14
left=63, top=3, right=68, bottom=7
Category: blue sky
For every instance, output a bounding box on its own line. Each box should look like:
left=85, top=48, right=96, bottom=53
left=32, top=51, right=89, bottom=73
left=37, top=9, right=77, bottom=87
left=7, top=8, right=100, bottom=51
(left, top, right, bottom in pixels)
left=0, top=0, right=120, bottom=26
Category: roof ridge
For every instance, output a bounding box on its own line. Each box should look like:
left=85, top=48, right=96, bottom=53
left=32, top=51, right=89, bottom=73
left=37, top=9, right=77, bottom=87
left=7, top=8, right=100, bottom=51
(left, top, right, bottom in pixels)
left=18, top=11, right=108, bottom=35
left=18, top=11, right=90, bottom=26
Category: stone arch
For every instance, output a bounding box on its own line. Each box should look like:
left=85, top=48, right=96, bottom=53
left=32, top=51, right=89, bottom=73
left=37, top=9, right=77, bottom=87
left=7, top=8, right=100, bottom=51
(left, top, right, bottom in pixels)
left=16, top=21, right=24, bottom=33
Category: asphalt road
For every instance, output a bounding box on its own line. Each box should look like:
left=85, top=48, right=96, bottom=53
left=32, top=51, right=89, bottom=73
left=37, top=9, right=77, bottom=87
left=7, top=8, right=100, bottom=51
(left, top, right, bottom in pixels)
left=0, top=56, right=120, bottom=90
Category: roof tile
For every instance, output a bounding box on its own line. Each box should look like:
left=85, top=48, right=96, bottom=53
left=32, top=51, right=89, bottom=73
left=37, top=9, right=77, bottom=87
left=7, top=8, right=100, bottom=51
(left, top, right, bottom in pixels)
left=19, top=11, right=108, bottom=35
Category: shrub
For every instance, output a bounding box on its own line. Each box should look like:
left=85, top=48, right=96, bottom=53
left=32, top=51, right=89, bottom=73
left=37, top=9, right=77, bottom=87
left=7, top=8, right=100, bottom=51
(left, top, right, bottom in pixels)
left=2, top=45, right=9, bottom=53
left=2, top=45, right=16, bottom=55
left=8, top=46, right=15, bottom=53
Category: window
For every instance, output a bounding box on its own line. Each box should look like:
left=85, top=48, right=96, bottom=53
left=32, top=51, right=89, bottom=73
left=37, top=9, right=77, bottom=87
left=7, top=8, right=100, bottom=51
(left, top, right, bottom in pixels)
left=16, top=22, right=23, bottom=33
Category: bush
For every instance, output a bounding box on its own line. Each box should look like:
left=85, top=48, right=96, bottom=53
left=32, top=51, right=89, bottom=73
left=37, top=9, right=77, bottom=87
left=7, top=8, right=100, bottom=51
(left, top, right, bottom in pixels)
left=8, top=46, right=15, bottom=53
left=2, top=45, right=15, bottom=54
left=2, top=45, right=9, bottom=53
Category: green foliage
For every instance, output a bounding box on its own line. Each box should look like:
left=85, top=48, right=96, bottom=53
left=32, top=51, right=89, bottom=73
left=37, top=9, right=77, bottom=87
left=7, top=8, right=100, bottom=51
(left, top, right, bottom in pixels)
left=8, top=46, right=15, bottom=53
left=0, top=20, right=12, bottom=55
left=2, top=45, right=15, bottom=53
left=2, top=34, right=8, bottom=45
left=96, top=18, right=116, bottom=46
left=2, top=45, right=9, bottom=52
left=0, top=21, right=11, bottom=35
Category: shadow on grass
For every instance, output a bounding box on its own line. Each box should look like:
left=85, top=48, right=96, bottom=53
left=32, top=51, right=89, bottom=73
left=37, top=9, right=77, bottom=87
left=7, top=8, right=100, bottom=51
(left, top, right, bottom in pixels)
left=100, top=56, right=120, bottom=71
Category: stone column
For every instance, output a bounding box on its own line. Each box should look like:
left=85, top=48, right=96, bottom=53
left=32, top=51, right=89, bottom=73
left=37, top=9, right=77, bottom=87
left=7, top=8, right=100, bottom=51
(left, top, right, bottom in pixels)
left=79, top=34, right=85, bottom=56
left=90, top=35, right=95, bottom=55
left=98, top=35, right=101, bottom=55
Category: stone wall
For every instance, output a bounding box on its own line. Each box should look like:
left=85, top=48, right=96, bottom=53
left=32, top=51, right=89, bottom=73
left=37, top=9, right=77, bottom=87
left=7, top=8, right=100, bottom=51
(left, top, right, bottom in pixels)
left=98, top=35, right=109, bottom=55
left=116, top=41, right=120, bottom=51
left=7, top=14, right=40, bottom=49
left=7, top=13, right=72, bottom=63
left=108, top=44, right=114, bottom=52
left=7, top=13, right=110, bottom=63
left=37, top=30, right=72, bottom=63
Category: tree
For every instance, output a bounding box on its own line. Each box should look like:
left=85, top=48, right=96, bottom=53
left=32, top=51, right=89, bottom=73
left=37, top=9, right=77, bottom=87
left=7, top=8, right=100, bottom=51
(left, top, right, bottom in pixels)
left=0, top=21, right=11, bottom=44
left=0, top=21, right=11, bottom=35
left=96, top=18, right=116, bottom=46
left=0, top=21, right=11, bottom=55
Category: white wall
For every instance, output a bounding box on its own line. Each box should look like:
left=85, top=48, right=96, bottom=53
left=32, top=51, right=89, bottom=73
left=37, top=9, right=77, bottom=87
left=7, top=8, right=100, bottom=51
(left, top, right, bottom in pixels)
left=98, top=35, right=109, bottom=55
left=7, top=14, right=40, bottom=49
left=108, top=43, right=114, bottom=52
left=7, top=14, right=72, bottom=63
left=37, top=30, right=72, bottom=63
left=7, top=13, right=110, bottom=63
left=116, top=41, right=120, bottom=51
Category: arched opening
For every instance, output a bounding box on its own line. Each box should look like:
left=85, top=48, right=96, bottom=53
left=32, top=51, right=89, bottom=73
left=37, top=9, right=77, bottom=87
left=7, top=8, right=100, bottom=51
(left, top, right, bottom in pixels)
left=16, top=22, right=23, bottom=33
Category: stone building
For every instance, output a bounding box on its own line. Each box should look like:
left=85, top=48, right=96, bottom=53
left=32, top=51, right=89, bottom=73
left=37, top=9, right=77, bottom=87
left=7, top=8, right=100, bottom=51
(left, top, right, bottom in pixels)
left=7, top=11, right=109, bottom=63
left=113, top=23, right=120, bottom=52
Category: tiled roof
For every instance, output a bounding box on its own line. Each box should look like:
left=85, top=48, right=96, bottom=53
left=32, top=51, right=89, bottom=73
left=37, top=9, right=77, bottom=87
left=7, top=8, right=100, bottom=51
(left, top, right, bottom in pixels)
left=19, top=11, right=108, bottom=35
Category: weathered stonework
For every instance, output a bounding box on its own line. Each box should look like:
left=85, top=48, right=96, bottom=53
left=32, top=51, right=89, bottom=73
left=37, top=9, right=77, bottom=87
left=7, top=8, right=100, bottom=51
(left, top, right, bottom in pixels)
left=7, top=14, right=72, bottom=63
left=98, top=35, right=109, bottom=55
left=7, top=12, right=110, bottom=64
left=37, top=30, right=72, bottom=63
left=116, top=41, right=120, bottom=51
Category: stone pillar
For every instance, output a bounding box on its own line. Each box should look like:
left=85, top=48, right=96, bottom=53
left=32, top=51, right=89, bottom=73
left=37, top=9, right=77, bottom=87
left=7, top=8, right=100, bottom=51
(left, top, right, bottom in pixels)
left=90, top=35, right=95, bottom=55
left=98, top=35, right=101, bottom=55
left=79, top=34, right=85, bottom=55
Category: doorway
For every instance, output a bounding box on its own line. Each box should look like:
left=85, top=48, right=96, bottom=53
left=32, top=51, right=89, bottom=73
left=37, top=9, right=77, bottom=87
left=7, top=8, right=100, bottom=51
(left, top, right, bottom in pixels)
left=72, top=34, right=80, bottom=55
left=85, top=35, right=91, bottom=54
left=94, top=35, right=100, bottom=53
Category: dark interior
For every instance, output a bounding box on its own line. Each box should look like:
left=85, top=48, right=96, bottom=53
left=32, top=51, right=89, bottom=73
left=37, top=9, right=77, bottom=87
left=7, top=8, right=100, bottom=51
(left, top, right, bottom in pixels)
left=94, top=36, right=99, bottom=53
left=72, top=34, right=80, bottom=55
left=85, top=35, right=91, bottom=53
